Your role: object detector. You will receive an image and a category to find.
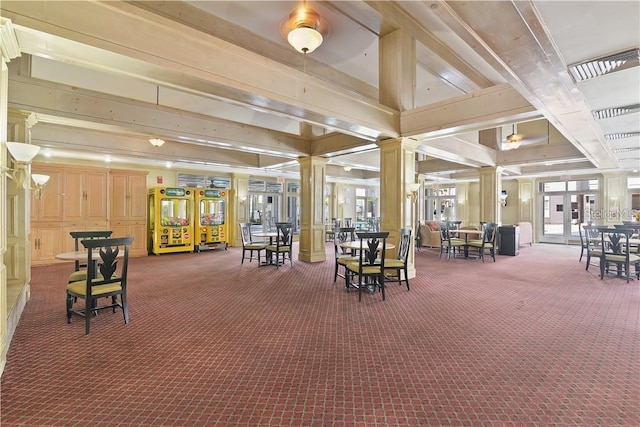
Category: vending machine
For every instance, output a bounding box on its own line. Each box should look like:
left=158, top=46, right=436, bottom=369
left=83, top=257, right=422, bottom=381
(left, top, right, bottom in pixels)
left=148, top=187, right=194, bottom=254
left=193, top=188, right=228, bottom=251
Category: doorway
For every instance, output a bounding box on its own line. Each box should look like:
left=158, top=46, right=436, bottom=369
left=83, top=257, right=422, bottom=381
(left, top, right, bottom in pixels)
left=249, top=193, right=281, bottom=233
left=539, top=179, right=598, bottom=244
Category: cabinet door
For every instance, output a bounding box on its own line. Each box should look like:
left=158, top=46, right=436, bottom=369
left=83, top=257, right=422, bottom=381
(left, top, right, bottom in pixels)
left=64, top=170, right=85, bottom=221
left=128, top=174, right=148, bottom=221
left=110, top=174, right=130, bottom=221
left=85, top=171, right=108, bottom=220
left=33, top=227, right=64, bottom=262
left=32, top=168, right=64, bottom=222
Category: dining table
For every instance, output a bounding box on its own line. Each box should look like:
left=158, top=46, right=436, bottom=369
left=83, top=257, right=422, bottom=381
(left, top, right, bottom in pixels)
left=252, top=231, right=278, bottom=243
left=450, top=229, right=481, bottom=258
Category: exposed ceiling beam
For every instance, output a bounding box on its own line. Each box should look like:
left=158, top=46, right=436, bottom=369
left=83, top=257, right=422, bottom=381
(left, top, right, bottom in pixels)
left=2, top=0, right=398, bottom=141
left=402, top=83, right=542, bottom=139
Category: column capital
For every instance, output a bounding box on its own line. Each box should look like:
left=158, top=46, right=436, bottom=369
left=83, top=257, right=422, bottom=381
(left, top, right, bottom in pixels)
left=0, top=18, right=21, bottom=62
left=376, top=137, right=419, bottom=152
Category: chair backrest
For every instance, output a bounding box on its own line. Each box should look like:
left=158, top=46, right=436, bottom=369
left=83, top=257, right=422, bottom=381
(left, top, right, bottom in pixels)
left=70, top=230, right=113, bottom=270
left=343, top=218, right=353, bottom=228
left=355, top=231, right=389, bottom=269
left=438, top=222, right=451, bottom=242
left=583, top=225, right=600, bottom=248
left=239, top=222, right=253, bottom=246
left=332, top=218, right=342, bottom=229
left=483, top=223, right=497, bottom=244
left=598, top=227, right=634, bottom=258
left=334, top=227, right=356, bottom=257
left=274, top=222, right=293, bottom=248
left=397, top=229, right=412, bottom=261
left=81, top=237, right=133, bottom=296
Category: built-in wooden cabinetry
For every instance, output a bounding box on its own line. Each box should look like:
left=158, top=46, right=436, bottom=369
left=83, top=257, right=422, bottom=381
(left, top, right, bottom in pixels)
left=109, top=170, right=148, bottom=257
left=30, top=166, right=65, bottom=263
left=30, top=163, right=148, bottom=264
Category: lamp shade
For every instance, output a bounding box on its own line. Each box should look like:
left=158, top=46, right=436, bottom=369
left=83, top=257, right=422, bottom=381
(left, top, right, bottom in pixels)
left=149, top=138, right=165, bottom=147
left=32, top=174, right=50, bottom=186
left=6, top=142, right=40, bottom=163
left=287, top=26, right=323, bottom=53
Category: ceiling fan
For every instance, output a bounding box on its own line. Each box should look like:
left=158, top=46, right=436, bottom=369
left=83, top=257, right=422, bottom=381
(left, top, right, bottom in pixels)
left=501, top=123, right=549, bottom=151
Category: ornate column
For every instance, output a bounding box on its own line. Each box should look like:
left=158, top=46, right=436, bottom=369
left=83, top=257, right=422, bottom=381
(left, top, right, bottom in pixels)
left=378, top=137, right=419, bottom=279
left=229, top=173, right=249, bottom=247
left=298, top=156, right=327, bottom=263
left=478, top=166, right=503, bottom=224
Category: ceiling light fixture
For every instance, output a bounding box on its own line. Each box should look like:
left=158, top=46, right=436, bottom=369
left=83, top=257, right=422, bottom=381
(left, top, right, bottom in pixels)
left=149, top=138, right=165, bottom=147
left=343, top=166, right=352, bottom=172
left=283, top=3, right=325, bottom=54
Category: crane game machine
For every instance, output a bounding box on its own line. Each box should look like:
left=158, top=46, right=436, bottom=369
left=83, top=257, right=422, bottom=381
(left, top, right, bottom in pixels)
left=148, top=187, right=194, bottom=254
left=193, top=188, right=228, bottom=251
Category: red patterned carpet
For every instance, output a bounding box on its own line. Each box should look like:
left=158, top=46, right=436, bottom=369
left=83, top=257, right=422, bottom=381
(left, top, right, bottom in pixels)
left=1, top=243, right=639, bottom=426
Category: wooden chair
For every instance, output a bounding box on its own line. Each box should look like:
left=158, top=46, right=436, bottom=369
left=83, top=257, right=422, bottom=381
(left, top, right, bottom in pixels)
left=583, top=225, right=602, bottom=271
left=333, top=227, right=358, bottom=282
left=466, top=222, right=497, bottom=262
left=68, top=230, right=113, bottom=283
left=266, top=222, right=293, bottom=268
left=438, top=222, right=465, bottom=259
left=384, top=228, right=412, bottom=291
left=345, top=231, right=389, bottom=301
left=66, top=236, right=133, bottom=334
left=239, top=223, right=267, bottom=265
left=598, top=227, right=639, bottom=282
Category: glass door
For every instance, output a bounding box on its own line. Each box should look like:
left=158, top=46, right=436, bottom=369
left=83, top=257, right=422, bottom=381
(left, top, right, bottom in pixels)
left=540, top=179, right=598, bottom=244
left=249, top=193, right=281, bottom=233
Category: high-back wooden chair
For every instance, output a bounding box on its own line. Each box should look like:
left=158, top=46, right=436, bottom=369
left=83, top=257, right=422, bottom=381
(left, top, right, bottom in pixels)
left=66, top=236, right=133, bottom=334
left=598, top=227, right=639, bottom=282
left=384, top=229, right=412, bottom=291
left=239, top=222, right=267, bottom=265
left=333, top=227, right=358, bottom=282
left=68, top=230, right=113, bottom=283
left=266, top=222, right=293, bottom=268
left=345, top=231, right=389, bottom=301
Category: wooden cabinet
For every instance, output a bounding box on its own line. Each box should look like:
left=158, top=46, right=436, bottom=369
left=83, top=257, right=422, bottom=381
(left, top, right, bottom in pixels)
left=29, top=164, right=148, bottom=263
left=110, top=171, right=147, bottom=221
left=30, top=225, right=64, bottom=263
left=64, top=169, right=108, bottom=222
left=109, top=170, right=148, bottom=256
left=31, top=166, right=64, bottom=223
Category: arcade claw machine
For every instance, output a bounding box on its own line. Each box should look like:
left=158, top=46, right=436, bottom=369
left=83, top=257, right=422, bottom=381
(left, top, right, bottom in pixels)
left=193, top=188, right=228, bottom=251
left=148, top=187, right=194, bottom=254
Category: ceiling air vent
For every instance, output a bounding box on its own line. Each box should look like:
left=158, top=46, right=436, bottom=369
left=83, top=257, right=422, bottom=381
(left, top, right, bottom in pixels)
left=568, top=48, right=639, bottom=82
left=592, top=104, right=640, bottom=120
left=612, top=147, right=640, bottom=154
left=605, top=132, right=640, bottom=141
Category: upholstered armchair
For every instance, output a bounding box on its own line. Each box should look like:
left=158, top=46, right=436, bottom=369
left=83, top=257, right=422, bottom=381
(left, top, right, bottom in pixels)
left=419, top=221, right=441, bottom=248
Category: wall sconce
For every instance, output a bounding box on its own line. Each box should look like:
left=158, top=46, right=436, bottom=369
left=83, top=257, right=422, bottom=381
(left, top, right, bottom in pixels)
left=500, top=190, right=508, bottom=206
left=406, top=183, right=421, bottom=203
left=3, top=142, right=41, bottom=187
left=238, top=195, right=247, bottom=206
left=31, top=173, right=50, bottom=199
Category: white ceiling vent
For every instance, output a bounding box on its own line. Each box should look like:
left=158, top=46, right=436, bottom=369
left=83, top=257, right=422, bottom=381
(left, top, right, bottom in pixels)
left=606, top=132, right=640, bottom=141
left=568, top=48, right=639, bottom=82
left=592, top=104, right=640, bottom=120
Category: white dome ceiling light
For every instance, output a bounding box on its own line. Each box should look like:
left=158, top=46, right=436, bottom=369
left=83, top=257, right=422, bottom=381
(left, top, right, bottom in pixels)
left=282, top=4, right=326, bottom=54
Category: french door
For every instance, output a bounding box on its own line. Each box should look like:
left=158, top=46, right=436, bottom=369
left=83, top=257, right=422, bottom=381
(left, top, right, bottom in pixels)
left=540, top=192, right=596, bottom=244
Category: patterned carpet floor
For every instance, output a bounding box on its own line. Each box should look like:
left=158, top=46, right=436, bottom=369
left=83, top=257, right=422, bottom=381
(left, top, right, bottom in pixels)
left=1, top=243, right=639, bottom=426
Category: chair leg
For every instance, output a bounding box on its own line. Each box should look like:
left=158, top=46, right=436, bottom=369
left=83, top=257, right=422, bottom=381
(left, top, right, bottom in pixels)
left=334, top=262, right=339, bottom=282
left=121, top=294, right=129, bottom=324
left=66, top=293, right=74, bottom=324
left=403, top=266, right=410, bottom=291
